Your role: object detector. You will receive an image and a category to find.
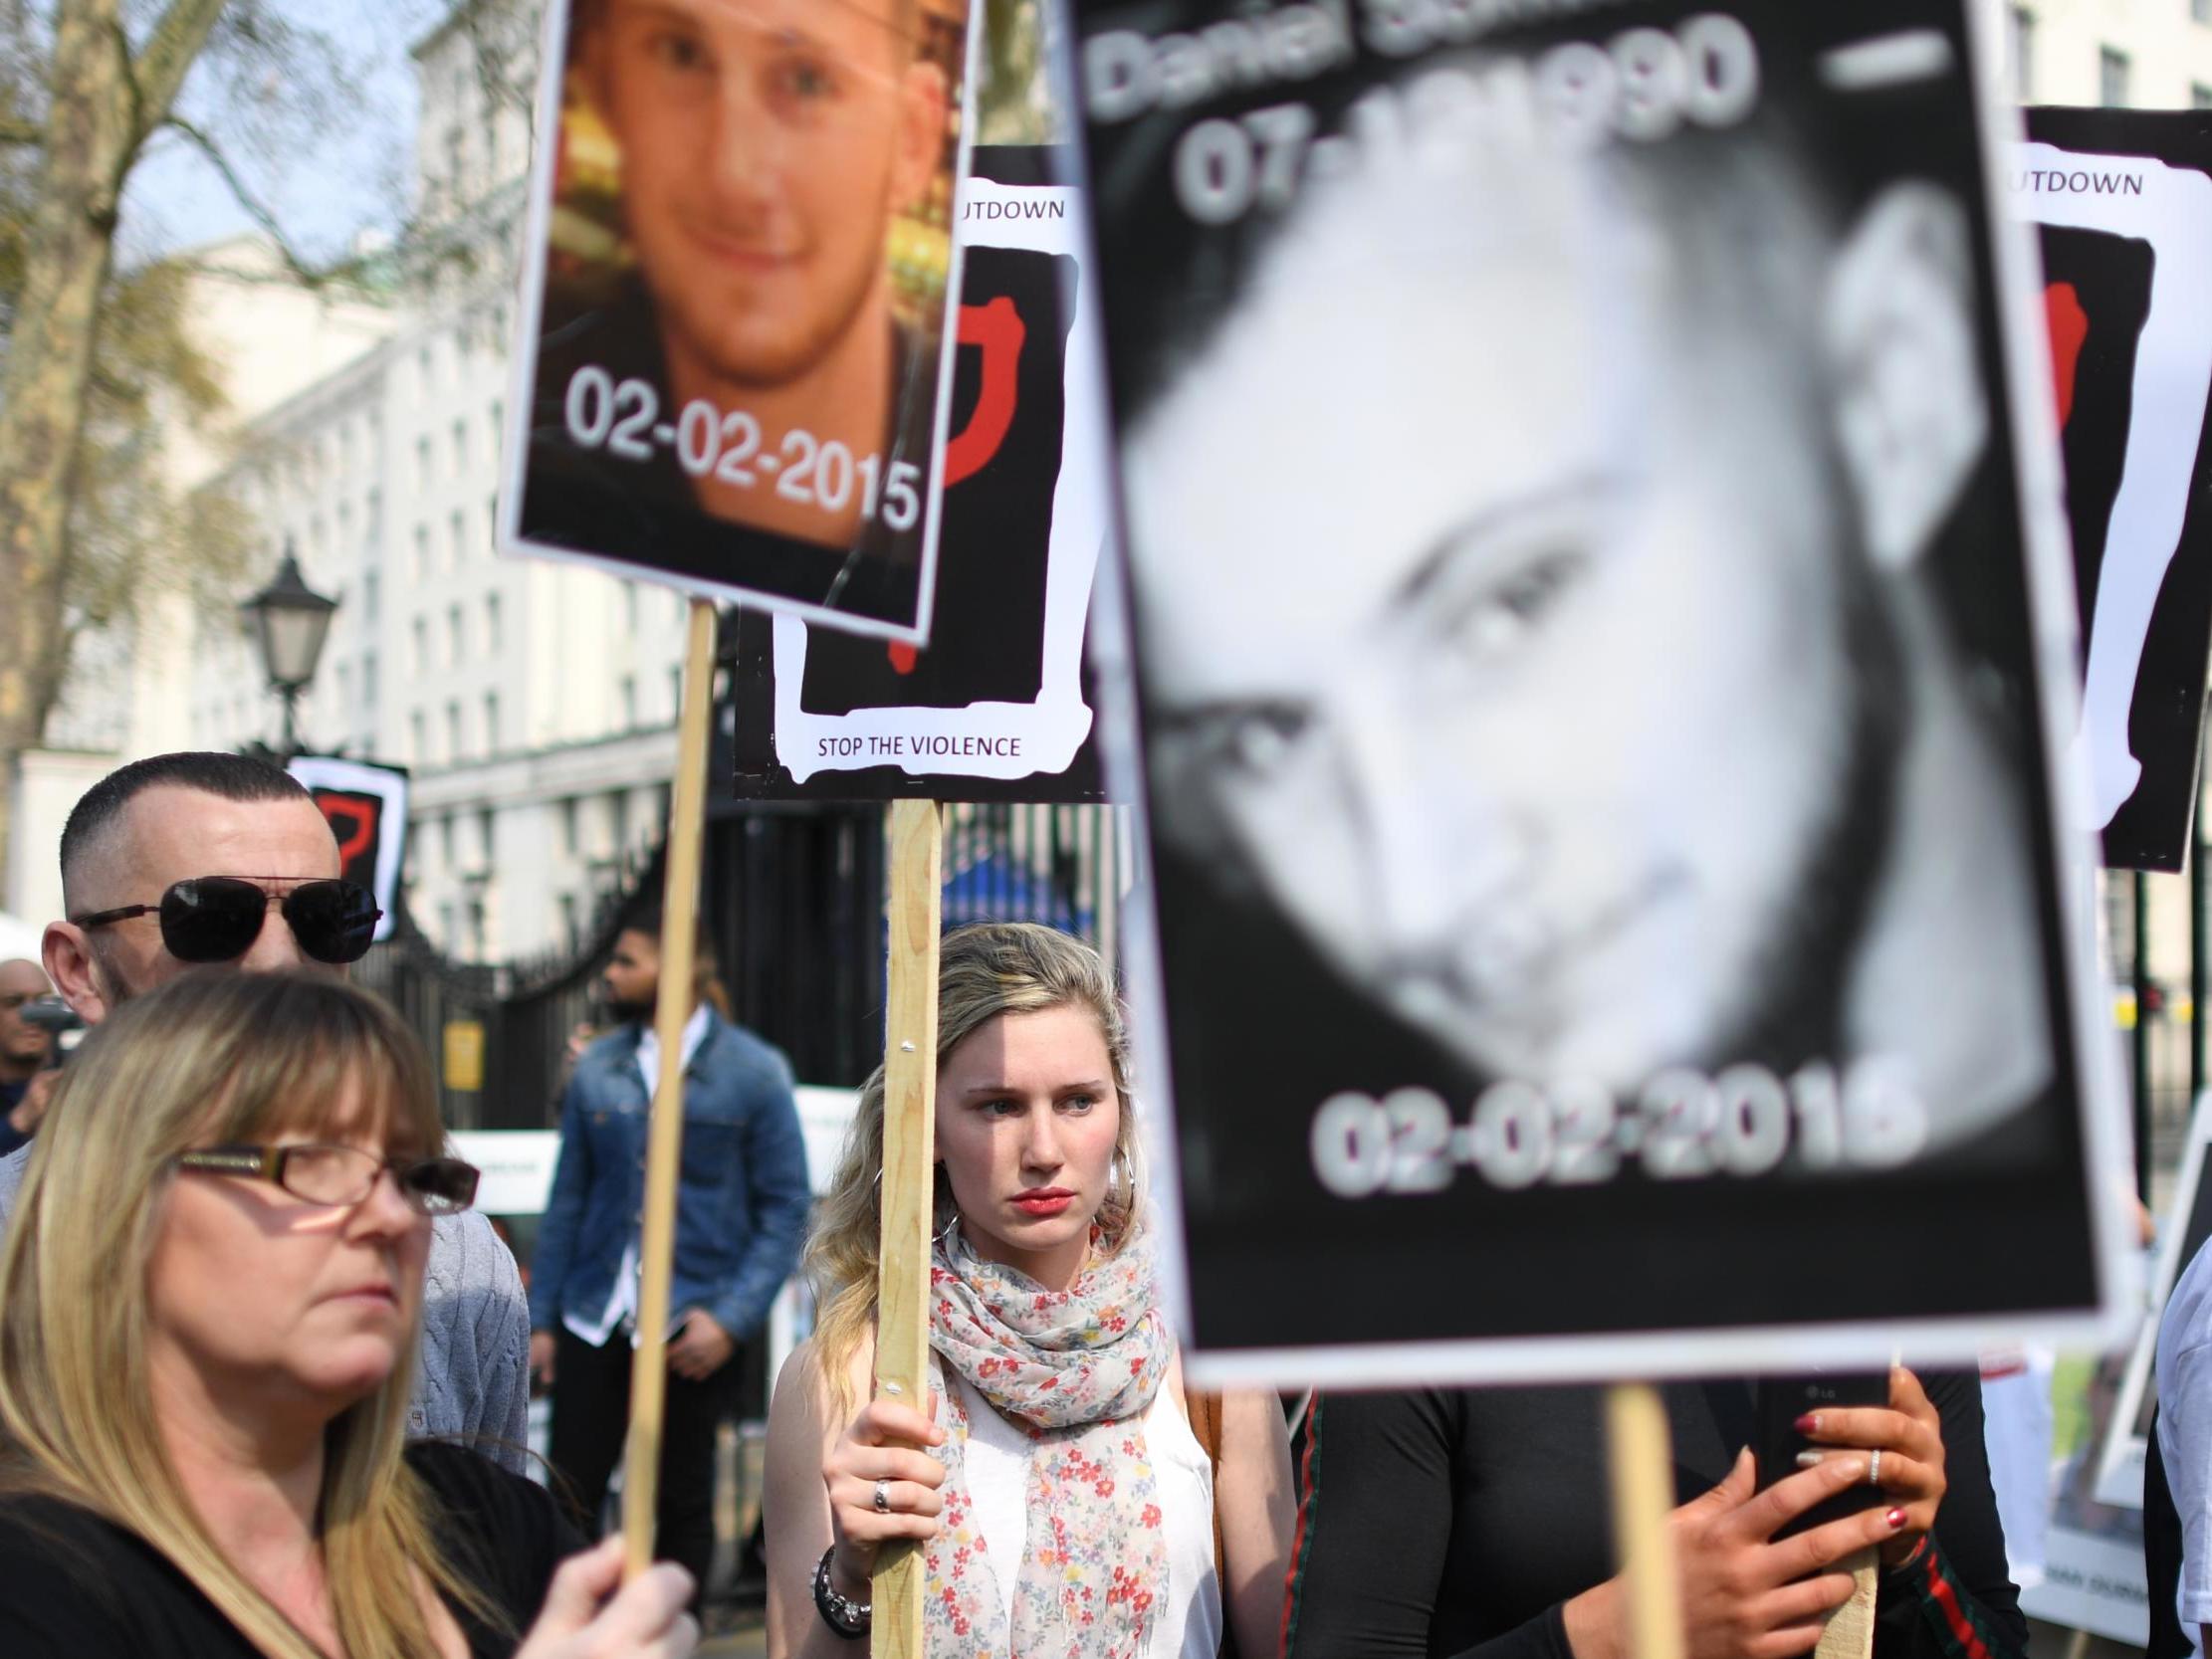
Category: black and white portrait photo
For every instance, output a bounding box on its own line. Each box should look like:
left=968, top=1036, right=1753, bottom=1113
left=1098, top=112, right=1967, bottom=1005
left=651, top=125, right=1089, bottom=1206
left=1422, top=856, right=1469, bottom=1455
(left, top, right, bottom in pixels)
left=1072, top=0, right=2129, bottom=1384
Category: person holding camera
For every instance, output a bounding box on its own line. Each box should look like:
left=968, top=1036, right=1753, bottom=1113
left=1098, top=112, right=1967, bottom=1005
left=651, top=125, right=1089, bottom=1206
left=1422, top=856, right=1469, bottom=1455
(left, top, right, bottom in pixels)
left=0, top=960, right=59, bottom=1159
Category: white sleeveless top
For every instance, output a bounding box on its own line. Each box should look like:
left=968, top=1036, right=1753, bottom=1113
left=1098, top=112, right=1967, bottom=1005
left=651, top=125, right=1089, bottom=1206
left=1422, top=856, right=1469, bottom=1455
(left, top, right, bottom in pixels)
left=951, top=1372, right=1223, bottom=1659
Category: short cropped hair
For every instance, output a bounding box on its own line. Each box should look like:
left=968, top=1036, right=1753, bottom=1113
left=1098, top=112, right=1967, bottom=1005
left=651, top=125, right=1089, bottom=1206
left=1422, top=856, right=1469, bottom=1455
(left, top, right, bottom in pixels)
left=60, top=752, right=312, bottom=906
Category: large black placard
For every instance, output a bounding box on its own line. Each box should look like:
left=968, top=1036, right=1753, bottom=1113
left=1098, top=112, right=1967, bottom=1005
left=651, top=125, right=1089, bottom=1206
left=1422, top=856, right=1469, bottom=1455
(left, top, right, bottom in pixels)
left=732, top=147, right=1110, bottom=803
left=2014, top=108, right=2212, bottom=872
left=1070, top=0, right=2127, bottom=1384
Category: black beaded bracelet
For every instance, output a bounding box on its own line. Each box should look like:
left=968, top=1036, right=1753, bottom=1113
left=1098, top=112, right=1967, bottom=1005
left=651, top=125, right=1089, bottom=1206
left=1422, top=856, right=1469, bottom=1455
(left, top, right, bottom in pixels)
left=813, top=1547, right=871, bottom=1640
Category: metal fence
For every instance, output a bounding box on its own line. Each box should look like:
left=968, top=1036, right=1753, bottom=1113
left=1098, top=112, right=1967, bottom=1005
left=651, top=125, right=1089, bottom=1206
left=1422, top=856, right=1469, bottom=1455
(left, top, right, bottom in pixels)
left=357, top=800, right=1131, bottom=1125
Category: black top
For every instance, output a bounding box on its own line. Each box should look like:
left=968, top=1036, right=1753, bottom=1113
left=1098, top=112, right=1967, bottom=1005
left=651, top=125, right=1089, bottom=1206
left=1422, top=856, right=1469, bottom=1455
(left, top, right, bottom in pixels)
left=0, top=1078, right=28, bottom=1159
left=1283, top=1372, right=2028, bottom=1659
left=0, top=1442, right=582, bottom=1656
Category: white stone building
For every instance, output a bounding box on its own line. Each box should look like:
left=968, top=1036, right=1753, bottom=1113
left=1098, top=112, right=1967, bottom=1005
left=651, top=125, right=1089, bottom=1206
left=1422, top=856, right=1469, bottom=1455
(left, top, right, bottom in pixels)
left=2006, top=0, right=2212, bottom=105
left=175, top=1, right=691, bottom=963
left=5, top=0, right=677, bottom=962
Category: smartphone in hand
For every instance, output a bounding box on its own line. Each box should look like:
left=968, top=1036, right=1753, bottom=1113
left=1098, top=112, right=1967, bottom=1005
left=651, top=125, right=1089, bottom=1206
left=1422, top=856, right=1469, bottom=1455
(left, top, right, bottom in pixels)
left=1756, top=1370, right=1889, bottom=1539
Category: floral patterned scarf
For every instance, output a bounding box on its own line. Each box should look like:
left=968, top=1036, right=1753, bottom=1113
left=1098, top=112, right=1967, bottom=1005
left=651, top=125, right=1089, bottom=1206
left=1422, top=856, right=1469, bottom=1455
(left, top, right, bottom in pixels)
left=922, top=1225, right=1172, bottom=1659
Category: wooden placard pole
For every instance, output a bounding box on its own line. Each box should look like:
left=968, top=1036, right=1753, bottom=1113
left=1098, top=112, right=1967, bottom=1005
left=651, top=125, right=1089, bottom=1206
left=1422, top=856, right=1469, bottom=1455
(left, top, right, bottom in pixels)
left=621, top=597, right=719, bottom=1578
left=1605, top=1383, right=1686, bottom=1659
left=873, top=799, right=945, bottom=1659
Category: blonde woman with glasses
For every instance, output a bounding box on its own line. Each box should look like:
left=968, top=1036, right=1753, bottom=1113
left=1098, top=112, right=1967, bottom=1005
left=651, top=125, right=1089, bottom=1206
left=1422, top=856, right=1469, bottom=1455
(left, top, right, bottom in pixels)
left=0, top=969, right=696, bottom=1659
left=764, top=923, right=1294, bottom=1659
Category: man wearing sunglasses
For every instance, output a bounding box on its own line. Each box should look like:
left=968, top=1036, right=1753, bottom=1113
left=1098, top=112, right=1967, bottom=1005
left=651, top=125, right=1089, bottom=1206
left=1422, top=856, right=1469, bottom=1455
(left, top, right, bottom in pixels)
left=0, top=751, right=533, bottom=1472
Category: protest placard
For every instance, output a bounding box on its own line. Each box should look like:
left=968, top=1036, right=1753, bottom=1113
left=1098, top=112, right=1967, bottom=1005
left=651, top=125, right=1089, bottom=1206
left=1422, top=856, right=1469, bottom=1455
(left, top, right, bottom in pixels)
left=287, top=755, right=407, bottom=944
left=501, top=0, right=979, bottom=642
left=1069, top=0, right=2131, bottom=1387
left=731, top=145, right=1109, bottom=801
left=2011, top=108, right=2212, bottom=872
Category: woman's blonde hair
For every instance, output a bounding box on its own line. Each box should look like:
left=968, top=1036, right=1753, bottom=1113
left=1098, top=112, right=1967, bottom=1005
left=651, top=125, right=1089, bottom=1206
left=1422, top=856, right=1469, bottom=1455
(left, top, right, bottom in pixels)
left=804, top=924, right=1140, bottom=1412
left=0, top=969, right=500, bottom=1659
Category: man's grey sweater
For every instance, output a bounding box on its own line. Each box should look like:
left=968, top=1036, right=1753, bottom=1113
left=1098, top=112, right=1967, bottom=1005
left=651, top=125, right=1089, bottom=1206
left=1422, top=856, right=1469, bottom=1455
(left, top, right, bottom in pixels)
left=0, top=1143, right=532, bottom=1472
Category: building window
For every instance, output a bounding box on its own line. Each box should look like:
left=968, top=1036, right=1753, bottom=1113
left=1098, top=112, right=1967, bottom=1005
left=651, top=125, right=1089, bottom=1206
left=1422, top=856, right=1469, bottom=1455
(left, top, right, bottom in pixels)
left=441, top=813, right=457, bottom=867
left=412, top=525, right=429, bottom=582
left=446, top=699, right=463, bottom=759
left=467, top=899, right=486, bottom=962
left=451, top=418, right=467, bottom=478
left=2196, top=83, right=2212, bottom=108
left=2197, top=0, right=2211, bottom=26
left=559, top=893, right=578, bottom=943
left=449, top=509, right=466, bottom=569
left=490, top=398, right=504, bottom=454
left=478, top=808, right=496, bottom=864
left=411, top=617, right=428, bottom=676
left=609, top=789, right=631, bottom=851
left=560, top=796, right=579, bottom=857
left=363, top=489, right=381, bottom=551
left=483, top=692, right=500, bottom=753
left=619, top=675, right=637, bottom=729
left=623, top=583, right=640, bottom=632
left=417, top=344, right=433, bottom=396
left=670, top=667, right=683, bottom=720
left=363, top=568, right=380, bottom=624
left=335, top=663, right=352, bottom=710
left=447, top=604, right=463, bottom=666
left=2101, top=46, right=2130, bottom=106
left=415, top=435, right=432, bottom=492
left=485, top=591, right=503, bottom=653
left=362, top=652, right=379, bottom=709
left=410, top=710, right=427, bottom=762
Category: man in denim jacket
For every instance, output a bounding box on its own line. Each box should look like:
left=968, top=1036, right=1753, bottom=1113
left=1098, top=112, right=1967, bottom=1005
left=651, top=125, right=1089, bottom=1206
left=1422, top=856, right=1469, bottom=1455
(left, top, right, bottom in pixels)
left=528, top=907, right=809, bottom=1603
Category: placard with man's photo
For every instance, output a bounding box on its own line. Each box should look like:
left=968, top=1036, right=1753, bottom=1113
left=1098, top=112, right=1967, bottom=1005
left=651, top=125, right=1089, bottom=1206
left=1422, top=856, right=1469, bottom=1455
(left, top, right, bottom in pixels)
left=1068, top=0, right=2133, bottom=1385
left=503, top=0, right=977, bottom=641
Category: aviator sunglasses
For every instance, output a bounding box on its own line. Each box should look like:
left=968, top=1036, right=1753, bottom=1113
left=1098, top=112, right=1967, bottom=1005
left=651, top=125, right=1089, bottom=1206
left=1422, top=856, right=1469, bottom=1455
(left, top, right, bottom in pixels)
left=172, top=1143, right=481, bottom=1216
left=71, top=877, right=381, bottom=966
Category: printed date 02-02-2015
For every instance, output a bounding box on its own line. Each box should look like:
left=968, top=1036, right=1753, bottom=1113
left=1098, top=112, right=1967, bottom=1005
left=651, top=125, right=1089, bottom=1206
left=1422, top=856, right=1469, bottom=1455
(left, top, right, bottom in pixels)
left=1308, top=1058, right=1929, bottom=1198
left=562, top=365, right=922, bottom=528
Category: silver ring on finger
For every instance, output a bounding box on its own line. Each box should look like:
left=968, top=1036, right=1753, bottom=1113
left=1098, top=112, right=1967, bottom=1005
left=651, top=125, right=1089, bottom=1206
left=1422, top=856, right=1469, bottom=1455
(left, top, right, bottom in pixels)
left=1868, top=1449, right=1882, bottom=1487
left=873, top=1477, right=893, bottom=1515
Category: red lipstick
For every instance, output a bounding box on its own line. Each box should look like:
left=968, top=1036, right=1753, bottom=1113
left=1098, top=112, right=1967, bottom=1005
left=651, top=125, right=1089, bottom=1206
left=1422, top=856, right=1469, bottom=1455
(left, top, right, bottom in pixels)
left=1012, top=1187, right=1075, bottom=1217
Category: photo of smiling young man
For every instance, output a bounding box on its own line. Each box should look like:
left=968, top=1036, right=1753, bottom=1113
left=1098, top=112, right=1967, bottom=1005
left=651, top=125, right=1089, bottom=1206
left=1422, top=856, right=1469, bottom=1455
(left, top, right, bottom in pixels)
left=511, top=0, right=970, bottom=635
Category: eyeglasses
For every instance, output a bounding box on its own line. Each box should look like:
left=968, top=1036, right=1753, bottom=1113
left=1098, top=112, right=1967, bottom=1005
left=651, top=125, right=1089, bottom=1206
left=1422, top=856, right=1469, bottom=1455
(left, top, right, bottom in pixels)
left=72, top=878, right=380, bottom=966
left=173, top=1143, right=481, bottom=1217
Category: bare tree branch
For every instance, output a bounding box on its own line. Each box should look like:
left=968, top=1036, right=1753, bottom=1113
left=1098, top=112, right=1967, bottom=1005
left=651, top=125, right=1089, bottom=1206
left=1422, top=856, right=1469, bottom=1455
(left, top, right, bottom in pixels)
left=162, top=114, right=357, bottom=289
left=130, top=0, right=229, bottom=140
left=0, top=114, right=38, bottom=144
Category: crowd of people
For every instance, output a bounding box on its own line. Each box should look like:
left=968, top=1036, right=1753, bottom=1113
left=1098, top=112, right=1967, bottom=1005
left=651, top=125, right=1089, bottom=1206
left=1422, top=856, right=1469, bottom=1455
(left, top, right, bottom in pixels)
left=0, top=747, right=2158, bottom=1659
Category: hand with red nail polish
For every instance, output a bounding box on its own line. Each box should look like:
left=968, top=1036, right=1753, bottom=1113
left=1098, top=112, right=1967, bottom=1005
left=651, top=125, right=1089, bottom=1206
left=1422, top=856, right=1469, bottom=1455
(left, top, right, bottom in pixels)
left=1561, top=1446, right=1919, bottom=1659
left=1791, top=1365, right=1949, bottom=1567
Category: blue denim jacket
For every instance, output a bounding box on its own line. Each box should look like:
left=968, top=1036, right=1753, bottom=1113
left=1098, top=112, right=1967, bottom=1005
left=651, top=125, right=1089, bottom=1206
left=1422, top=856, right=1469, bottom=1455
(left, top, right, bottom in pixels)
left=528, top=1012, right=810, bottom=1343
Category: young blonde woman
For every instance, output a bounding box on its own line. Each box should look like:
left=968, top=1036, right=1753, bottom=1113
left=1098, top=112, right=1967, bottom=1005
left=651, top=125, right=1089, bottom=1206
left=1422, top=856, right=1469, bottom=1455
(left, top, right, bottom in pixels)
left=0, top=969, right=696, bottom=1659
left=764, top=924, right=1294, bottom=1658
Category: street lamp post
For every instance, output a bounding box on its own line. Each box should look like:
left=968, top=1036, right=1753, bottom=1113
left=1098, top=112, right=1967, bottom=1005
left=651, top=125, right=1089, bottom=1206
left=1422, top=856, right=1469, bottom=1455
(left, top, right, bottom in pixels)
left=239, top=543, right=338, bottom=760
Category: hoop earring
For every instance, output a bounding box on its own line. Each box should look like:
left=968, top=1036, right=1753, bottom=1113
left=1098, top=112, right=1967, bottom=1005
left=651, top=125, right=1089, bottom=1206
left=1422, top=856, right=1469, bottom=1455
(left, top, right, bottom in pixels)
left=934, top=1204, right=961, bottom=1246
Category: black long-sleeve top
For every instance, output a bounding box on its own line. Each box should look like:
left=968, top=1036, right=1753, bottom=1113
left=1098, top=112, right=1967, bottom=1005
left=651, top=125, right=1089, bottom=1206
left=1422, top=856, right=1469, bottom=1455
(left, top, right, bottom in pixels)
left=1282, top=1372, right=2027, bottom=1659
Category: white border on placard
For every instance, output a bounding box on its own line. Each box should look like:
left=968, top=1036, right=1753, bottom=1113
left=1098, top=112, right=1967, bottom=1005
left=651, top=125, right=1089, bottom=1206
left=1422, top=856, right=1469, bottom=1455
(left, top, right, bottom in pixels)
left=285, top=754, right=409, bottom=944
left=1071, top=3, right=2137, bottom=1389
left=2007, top=141, right=2212, bottom=834
left=771, top=172, right=1103, bottom=784
left=496, top=0, right=982, bottom=647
